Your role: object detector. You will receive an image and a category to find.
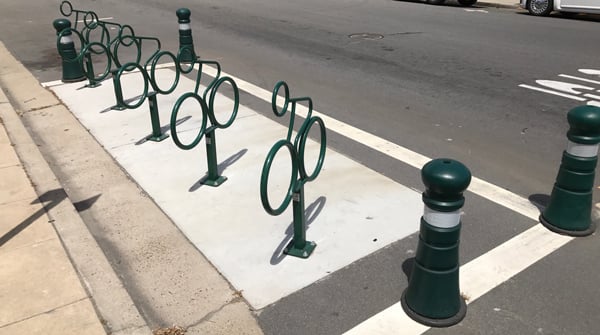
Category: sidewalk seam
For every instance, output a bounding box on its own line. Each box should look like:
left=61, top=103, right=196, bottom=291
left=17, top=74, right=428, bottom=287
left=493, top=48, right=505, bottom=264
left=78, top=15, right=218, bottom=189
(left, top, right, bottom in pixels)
left=0, top=297, right=89, bottom=329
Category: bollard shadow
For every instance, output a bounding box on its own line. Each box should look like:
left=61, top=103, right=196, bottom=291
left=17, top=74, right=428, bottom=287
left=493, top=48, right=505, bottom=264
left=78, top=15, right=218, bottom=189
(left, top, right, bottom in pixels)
left=135, top=115, right=192, bottom=145
left=270, top=196, right=327, bottom=265
left=528, top=193, right=550, bottom=213
left=188, top=149, right=248, bottom=192
left=99, top=94, right=145, bottom=113
left=402, top=257, right=416, bottom=280
left=0, top=189, right=101, bottom=248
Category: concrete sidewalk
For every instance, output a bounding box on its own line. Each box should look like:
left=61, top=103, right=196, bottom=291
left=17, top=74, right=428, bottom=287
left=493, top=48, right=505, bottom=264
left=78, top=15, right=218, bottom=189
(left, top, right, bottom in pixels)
left=0, top=88, right=106, bottom=334
left=0, top=38, right=263, bottom=334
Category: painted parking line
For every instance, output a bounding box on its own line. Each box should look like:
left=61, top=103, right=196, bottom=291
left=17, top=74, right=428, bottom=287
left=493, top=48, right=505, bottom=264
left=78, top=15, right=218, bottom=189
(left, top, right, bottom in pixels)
left=197, top=64, right=541, bottom=221
left=47, top=63, right=541, bottom=223
left=344, top=224, right=572, bottom=334
left=519, top=69, right=600, bottom=106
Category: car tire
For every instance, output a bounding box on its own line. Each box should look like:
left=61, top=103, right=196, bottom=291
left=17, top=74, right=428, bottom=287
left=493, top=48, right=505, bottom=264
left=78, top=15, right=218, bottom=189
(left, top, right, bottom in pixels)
left=427, top=0, right=446, bottom=5
left=457, top=0, right=477, bottom=6
left=527, top=0, right=553, bottom=16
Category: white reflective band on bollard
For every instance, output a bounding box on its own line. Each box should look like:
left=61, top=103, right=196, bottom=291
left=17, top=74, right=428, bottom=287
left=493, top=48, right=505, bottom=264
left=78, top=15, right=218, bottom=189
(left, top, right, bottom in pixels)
left=179, top=23, right=191, bottom=30
left=60, top=36, right=73, bottom=44
left=423, top=207, right=462, bottom=229
left=567, top=141, right=599, bottom=158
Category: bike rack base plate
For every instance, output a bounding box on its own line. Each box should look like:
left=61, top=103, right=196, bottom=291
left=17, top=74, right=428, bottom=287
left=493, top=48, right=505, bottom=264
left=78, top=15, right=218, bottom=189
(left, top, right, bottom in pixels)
left=284, top=240, right=317, bottom=259
left=146, top=133, right=169, bottom=142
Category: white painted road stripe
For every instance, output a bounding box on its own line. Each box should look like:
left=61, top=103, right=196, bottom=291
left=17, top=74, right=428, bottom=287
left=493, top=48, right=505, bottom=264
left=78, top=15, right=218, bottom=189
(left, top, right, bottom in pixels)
left=584, top=93, right=600, bottom=100
left=200, top=65, right=541, bottom=220
left=344, top=224, right=573, bottom=334
left=519, top=84, right=587, bottom=101
left=559, top=74, right=600, bottom=85
left=43, top=63, right=541, bottom=220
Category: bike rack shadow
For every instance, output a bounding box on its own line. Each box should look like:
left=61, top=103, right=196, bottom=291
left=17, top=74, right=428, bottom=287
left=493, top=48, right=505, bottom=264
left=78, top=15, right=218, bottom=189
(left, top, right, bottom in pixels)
left=0, top=189, right=101, bottom=247
left=135, top=115, right=192, bottom=145
left=270, top=196, right=327, bottom=265
left=99, top=94, right=145, bottom=113
left=188, top=148, right=248, bottom=192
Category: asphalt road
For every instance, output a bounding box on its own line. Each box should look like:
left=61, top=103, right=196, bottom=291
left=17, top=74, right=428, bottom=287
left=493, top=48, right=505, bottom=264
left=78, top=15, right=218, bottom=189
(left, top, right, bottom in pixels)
left=1, top=0, right=600, bottom=334
left=4, top=0, right=600, bottom=197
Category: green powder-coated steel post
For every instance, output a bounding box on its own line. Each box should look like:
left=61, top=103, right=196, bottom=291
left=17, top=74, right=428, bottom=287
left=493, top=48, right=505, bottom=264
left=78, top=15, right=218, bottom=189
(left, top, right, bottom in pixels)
left=541, top=105, right=600, bottom=236
left=285, top=183, right=316, bottom=258
left=111, top=70, right=126, bottom=111
left=402, top=158, right=471, bottom=327
left=53, top=18, right=85, bottom=83
left=203, top=129, right=227, bottom=186
left=176, top=8, right=196, bottom=63
left=84, top=51, right=100, bottom=88
left=146, top=92, right=169, bottom=142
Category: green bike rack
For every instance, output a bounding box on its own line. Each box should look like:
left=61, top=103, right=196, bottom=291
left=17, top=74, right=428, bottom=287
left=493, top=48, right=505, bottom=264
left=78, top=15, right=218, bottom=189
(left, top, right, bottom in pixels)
left=59, top=1, right=119, bottom=87
left=170, top=57, right=240, bottom=187
left=112, top=61, right=170, bottom=142
left=109, top=32, right=185, bottom=142
left=260, top=81, right=327, bottom=259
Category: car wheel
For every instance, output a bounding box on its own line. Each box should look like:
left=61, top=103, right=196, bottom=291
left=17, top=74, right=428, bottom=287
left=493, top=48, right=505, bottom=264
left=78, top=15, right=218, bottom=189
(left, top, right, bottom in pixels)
left=427, top=0, right=446, bottom=5
left=457, top=0, right=477, bottom=5
left=527, top=0, right=553, bottom=16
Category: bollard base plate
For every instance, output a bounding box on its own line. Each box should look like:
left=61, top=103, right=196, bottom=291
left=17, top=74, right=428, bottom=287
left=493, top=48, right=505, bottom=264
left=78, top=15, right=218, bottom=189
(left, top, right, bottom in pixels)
left=540, top=215, right=596, bottom=237
left=284, top=240, right=316, bottom=259
left=201, top=175, right=227, bottom=187
left=401, top=290, right=467, bottom=328
left=147, top=133, right=170, bottom=142
left=62, top=76, right=86, bottom=83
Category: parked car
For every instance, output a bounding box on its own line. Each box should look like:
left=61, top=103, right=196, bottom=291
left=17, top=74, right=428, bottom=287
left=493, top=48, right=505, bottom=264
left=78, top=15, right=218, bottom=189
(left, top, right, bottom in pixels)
left=427, top=0, right=477, bottom=6
left=521, top=0, right=600, bottom=16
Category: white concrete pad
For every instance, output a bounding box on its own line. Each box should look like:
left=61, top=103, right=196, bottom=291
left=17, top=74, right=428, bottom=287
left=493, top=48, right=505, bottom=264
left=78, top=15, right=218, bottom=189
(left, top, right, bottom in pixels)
left=50, top=67, right=422, bottom=309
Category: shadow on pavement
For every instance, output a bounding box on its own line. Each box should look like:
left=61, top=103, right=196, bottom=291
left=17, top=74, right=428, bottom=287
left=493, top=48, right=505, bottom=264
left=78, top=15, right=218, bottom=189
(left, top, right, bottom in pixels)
left=270, top=196, right=327, bottom=265
left=0, top=189, right=101, bottom=247
left=188, top=148, right=248, bottom=191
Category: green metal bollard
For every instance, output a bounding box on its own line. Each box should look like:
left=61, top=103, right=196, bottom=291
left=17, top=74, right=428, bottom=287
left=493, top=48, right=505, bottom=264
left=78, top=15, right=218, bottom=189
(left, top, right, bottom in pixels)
left=176, top=8, right=196, bottom=63
left=540, top=105, right=600, bottom=236
left=401, top=158, right=471, bottom=327
left=53, top=18, right=86, bottom=83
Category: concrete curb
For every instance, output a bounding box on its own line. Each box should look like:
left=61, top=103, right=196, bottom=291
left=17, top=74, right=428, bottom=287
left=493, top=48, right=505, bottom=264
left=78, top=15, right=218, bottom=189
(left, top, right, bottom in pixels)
left=0, top=41, right=150, bottom=335
left=478, top=1, right=520, bottom=9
